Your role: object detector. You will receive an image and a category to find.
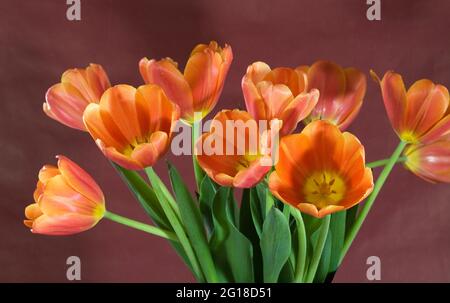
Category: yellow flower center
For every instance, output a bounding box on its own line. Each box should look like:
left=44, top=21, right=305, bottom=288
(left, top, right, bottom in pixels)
left=400, top=131, right=418, bottom=144
left=303, top=171, right=346, bottom=209
left=236, top=154, right=260, bottom=171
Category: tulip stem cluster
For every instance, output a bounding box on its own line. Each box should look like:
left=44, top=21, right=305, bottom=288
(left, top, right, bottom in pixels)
left=340, top=141, right=408, bottom=264
left=103, top=210, right=178, bottom=241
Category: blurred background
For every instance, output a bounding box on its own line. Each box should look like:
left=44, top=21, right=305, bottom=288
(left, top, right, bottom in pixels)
left=0, top=0, right=449, bottom=282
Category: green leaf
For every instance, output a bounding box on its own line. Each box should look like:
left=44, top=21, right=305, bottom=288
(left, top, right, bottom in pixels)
left=168, top=163, right=217, bottom=282
left=198, top=175, right=217, bottom=233
left=345, top=205, right=359, bottom=238
left=313, top=231, right=332, bottom=283
left=260, top=207, right=292, bottom=283
left=210, top=187, right=254, bottom=282
left=329, top=211, right=346, bottom=272
left=249, top=187, right=264, bottom=237
left=112, top=163, right=169, bottom=229
left=240, top=188, right=264, bottom=282
left=278, top=258, right=295, bottom=282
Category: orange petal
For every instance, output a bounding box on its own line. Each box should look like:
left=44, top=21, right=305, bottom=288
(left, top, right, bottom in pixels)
left=38, top=175, right=99, bottom=216
left=420, top=114, right=450, bottom=144
left=57, top=155, right=104, bottom=205
left=25, top=203, right=43, bottom=220
left=337, top=68, right=366, bottom=129
left=99, top=85, right=142, bottom=144
left=139, top=58, right=193, bottom=121
left=233, top=157, right=271, bottom=188
left=44, top=83, right=89, bottom=130
left=341, top=167, right=374, bottom=208
left=96, top=139, right=142, bottom=170
left=307, top=61, right=346, bottom=121
left=83, top=103, right=127, bottom=150
left=279, top=89, right=319, bottom=136
left=318, top=205, right=345, bottom=218
left=404, top=81, right=449, bottom=140
left=31, top=213, right=99, bottom=235
left=38, top=165, right=60, bottom=184
left=378, top=71, right=407, bottom=135
left=130, top=131, right=169, bottom=168
left=257, top=82, right=294, bottom=119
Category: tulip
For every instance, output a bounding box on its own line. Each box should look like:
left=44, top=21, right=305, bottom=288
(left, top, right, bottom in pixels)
left=83, top=84, right=180, bottom=170
left=44, top=64, right=111, bottom=131
left=371, top=70, right=450, bottom=143
left=404, top=139, right=450, bottom=183
left=24, top=156, right=105, bottom=235
left=195, top=110, right=273, bottom=188
left=305, top=60, right=367, bottom=130
left=139, top=41, right=233, bottom=124
left=269, top=120, right=374, bottom=218
left=242, top=62, right=319, bottom=136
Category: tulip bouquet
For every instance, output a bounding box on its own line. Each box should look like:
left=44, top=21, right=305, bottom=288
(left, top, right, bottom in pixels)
left=25, top=41, right=450, bottom=283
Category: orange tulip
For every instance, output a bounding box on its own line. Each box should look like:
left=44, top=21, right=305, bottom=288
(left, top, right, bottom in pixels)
left=24, top=156, right=105, bottom=235
left=83, top=84, right=179, bottom=170
left=372, top=70, right=450, bottom=143
left=269, top=120, right=374, bottom=218
left=242, top=62, right=319, bottom=136
left=139, top=41, right=233, bottom=124
left=44, top=64, right=111, bottom=131
left=305, top=60, right=367, bottom=130
left=195, top=110, right=273, bottom=188
left=404, top=139, right=450, bottom=183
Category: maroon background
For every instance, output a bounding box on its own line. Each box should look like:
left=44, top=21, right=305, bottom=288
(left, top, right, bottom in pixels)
left=0, top=0, right=449, bottom=282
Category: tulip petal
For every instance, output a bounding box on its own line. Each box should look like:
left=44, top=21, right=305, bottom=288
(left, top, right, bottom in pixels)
left=57, top=155, right=104, bottom=204
left=31, top=213, right=98, bottom=235
left=130, top=131, right=169, bottom=168
left=233, top=157, right=271, bottom=188
left=379, top=71, right=407, bottom=134
left=404, top=80, right=449, bottom=139
left=25, top=203, right=43, bottom=220
left=279, top=89, right=319, bottom=135
left=139, top=58, right=194, bottom=120
left=96, top=139, right=142, bottom=170
left=420, top=114, right=450, bottom=144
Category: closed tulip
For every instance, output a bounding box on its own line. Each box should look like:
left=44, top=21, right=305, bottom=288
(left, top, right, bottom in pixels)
left=24, top=156, right=105, bottom=235
left=139, top=41, right=233, bottom=124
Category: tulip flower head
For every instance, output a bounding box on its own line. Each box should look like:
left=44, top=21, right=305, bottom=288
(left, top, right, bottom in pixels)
left=139, top=41, right=233, bottom=124
left=304, top=60, right=367, bottom=130
left=269, top=120, right=374, bottom=218
left=44, top=64, right=111, bottom=131
left=371, top=70, right=450, bottom=144
left=404, top=139, right=450, bottom=183
left=195, top=110, right=274, bottom=188
left=24, top=156, right=105, bottom=235
left=242, top=62, right=320, bottom=136
left=83, top=84, right=180, bottom=170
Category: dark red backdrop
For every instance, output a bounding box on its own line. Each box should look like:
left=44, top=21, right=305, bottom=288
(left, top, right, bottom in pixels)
left=0, top=0, right=449, bottom=282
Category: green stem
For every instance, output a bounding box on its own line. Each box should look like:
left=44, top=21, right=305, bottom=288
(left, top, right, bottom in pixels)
left=291, top=207, right=307, bottom=283
left=367, top=156, right=407, bottom=168
left=145, top=167, right=204, bottom=281
left=192, top=121, right=205, bottom=191
left=103, top=210, right=178, bottom=241
left=340, top=141, right=407, bottom=264
left=305, top=215, right=331, bottom=283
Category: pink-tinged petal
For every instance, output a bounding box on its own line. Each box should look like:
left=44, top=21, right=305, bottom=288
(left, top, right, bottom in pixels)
left=130, top=131, right=169, bottom=168
left=31, top=213, right=99, bottom=236
left=61, top=68, right=99, bottom=103
left=213, top=173, right=235, bottom=187
left=207, top=44, right=233, bottom=114
left=279, top=89, right=319, bottom=136
left=38, top=175, right=99, bottom=216
left=56, top=155, right=104, bottom=204
left=233, top=157, right=271, bottom=188
left=242, top=76, right=267, bottom=121
left=45, top=83, right=89, bottom=130
left=308, top=61, right=346, bottom=120
left=404, top=80, right=449, bottom=139
left=184, top=48, right=221, bottom=112
left=96, top=139, right=142, bottom=170
left=246, top=62, right=272, bottom=84
left=377, top=70, right=407, bottom=134
left=420, top=114, right=450, bottom=144
left=337, top=68, right=366, bottom=129
left=139, top=57, right=193, bottom=120
left=257, top=82, right=294, bottom=119
left=85, top=64, right=111, bottom=98
left=405, top=141, right=450, bottom=183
